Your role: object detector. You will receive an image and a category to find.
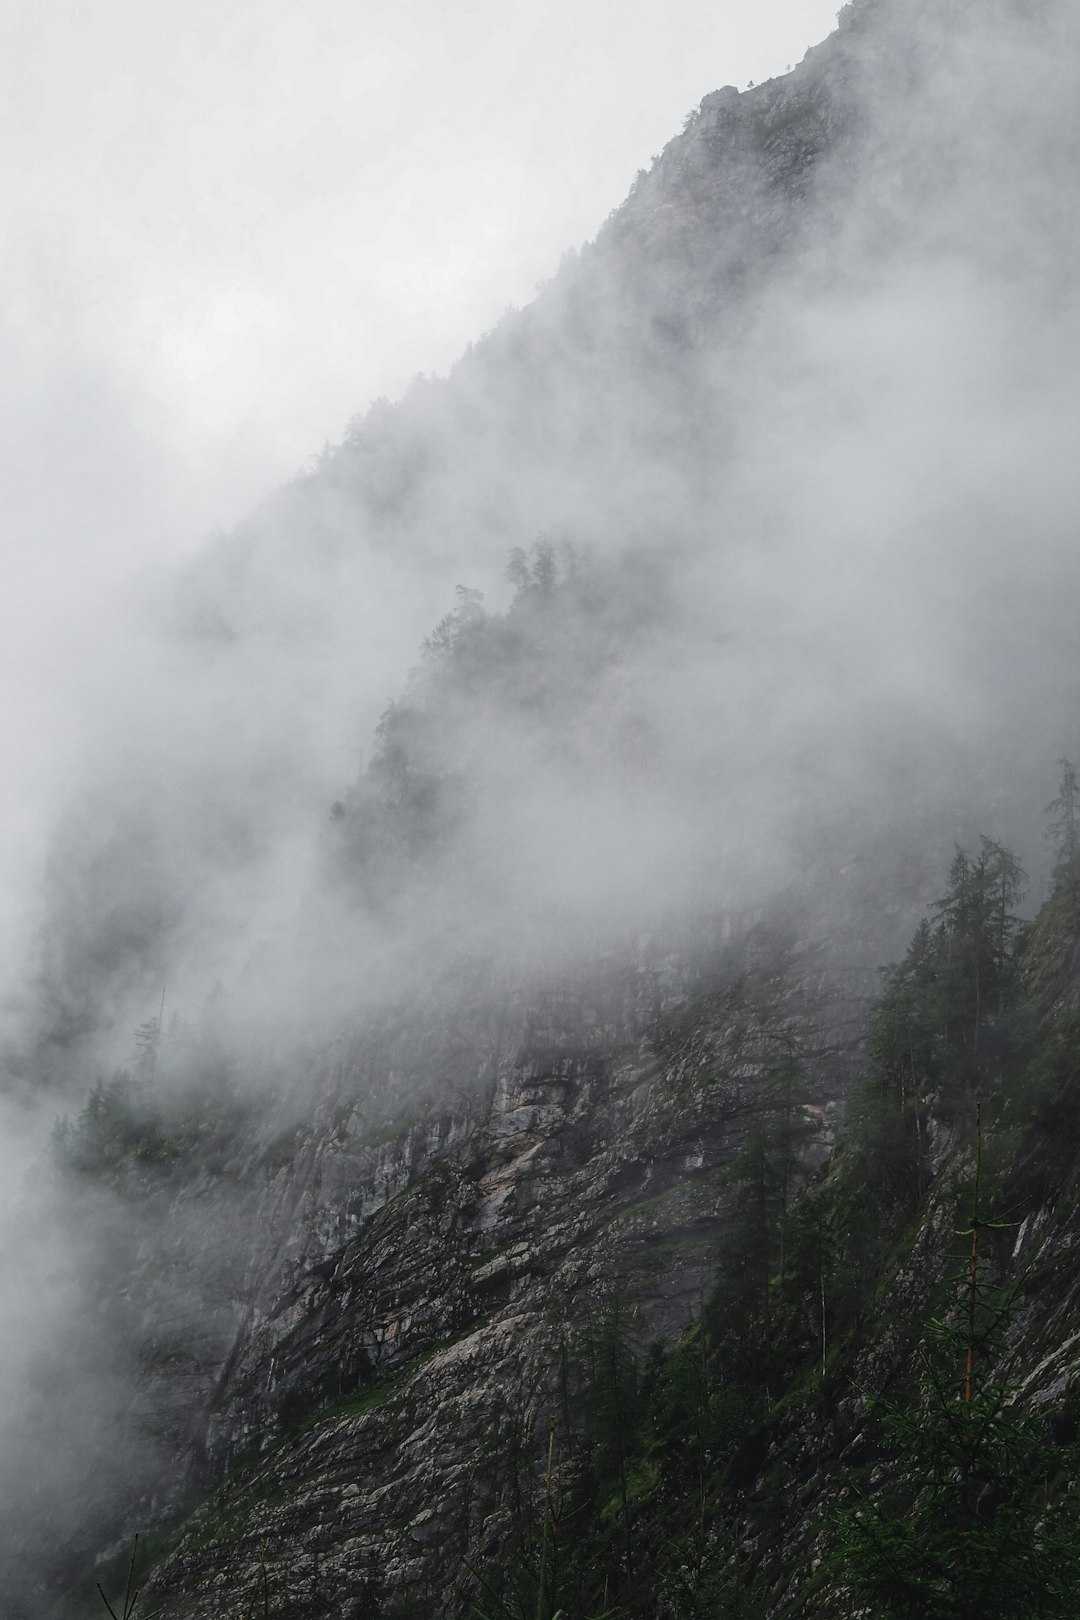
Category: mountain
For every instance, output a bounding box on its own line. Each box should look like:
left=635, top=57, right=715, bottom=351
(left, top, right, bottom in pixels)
left=29, top=0, right=1080, bottom=1076
left=5, top=0, right=1080, bottom=1614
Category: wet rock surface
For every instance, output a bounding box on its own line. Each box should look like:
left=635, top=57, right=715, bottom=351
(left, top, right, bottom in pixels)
left=120, top=918, right=860, bottom=1617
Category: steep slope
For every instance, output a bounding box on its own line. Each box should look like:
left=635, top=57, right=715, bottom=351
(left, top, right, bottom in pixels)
left=71, top=908, right=859, bottom=1618
left=9, top=0, right=1080, bottom=1614
left=66, top=837, right=1080, bottom=1620
left=32, top=0, right=1080, bottom=1073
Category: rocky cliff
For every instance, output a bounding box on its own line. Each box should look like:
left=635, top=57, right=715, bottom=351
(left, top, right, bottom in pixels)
left=10, top=0, right=1080, bottom=1615
left=54, top=868, right=1080, bottom=1620
left=57, top=908, right=853, bottom=1616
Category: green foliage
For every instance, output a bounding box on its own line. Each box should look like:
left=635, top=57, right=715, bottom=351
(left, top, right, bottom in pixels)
left=91, top=822, right=1080, bottom=1619
left=53, top=1060, right=254, bottom=1182
left=505, top=537, right=565, bottom=602
left=843, top=837, right=1031, bottom=1224
left=329, top=541, right=669, bottom=895
left=932, top=839, right=1027, bottom=1090
left=1046, top=758, right=1080, bottom=887
left=836, top=1156, right=1080, bottom=1620
left=1020, top=1009, right=1080, bottom=1124
left=464, top=1296, right=767, bottom=1620
left=96, top=1534, right=160, bottom=1620
left=1017, top=865, right=1080, bottom=1014
left=711, top=1031, right=814, bottom=1382
left=867, top=916, right=937, bottom=1116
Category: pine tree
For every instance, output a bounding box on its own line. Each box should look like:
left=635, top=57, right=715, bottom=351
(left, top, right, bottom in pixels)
left=581, top=1295, right=640, bottom=1592
left=837, top=1114, right=1080, bottom=1619
left=934, top=839, right=1026, bottom=1092
left=863, top=916, right=937, bottom=1195
left=1046, top=758, right=1080, bottom=888
left=716, top=1029, right=812, bottom=1377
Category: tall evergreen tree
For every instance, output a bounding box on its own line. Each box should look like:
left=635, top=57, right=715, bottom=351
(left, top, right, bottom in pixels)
left=934, top=838, right=1026, bottom=1091
left=1046, top=758, right=1080, bottom=887
left=837, top=1118, right=1080, bottom=1619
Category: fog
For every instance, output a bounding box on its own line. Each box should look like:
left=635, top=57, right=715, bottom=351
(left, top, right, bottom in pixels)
left=0, top=0, right=841, bottom=1039
left=2, top=0, right=841, bottom=468
left=5, top=0, right=1080, bottom=1607
left=28, top=0, right=1079, bottom=1059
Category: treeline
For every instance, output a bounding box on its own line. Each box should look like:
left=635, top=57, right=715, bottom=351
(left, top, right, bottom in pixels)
left=51, top=1004, right=252, bottom=1181
left=327, top=538, right=673, bottom=903
left=454, top=764, right=1080, bottom=1619
left=452, top=1298, right=765, bottom=1620
left=81, top=765, right=1080, bottom=1617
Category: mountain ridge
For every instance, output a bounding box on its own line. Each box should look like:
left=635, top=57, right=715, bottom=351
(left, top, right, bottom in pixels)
left=7, top=0, right=1080, bottom=1613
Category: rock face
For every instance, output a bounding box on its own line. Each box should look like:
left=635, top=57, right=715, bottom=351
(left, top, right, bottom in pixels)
left=91, top=883, right=1080, bottom=1620
left=21, top=1, right=1080, bottom=1614
left=132, top=916, right=859, bottom=1617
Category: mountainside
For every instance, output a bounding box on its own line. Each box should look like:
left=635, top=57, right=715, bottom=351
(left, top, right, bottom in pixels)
left=29, top=0, right=1080, bottom=1073
left=6, top=0, right=1080, bottom=1615
left=42, top=831, right=1080, bottom=1620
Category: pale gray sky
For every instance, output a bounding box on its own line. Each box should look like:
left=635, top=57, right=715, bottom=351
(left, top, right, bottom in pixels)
left=2, top=1, right=840, bottom=538
left=0, top=0, right=840, bottom=973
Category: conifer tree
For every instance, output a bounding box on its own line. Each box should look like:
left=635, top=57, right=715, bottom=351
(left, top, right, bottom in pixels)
left=1046, top=758, right=1080, bottom=887
left=718, top=1029, right=812, bottom=1375
left=581, top=1295, right=640, bottom=1591
left=837, top=1114, right=1080, bottom=1619
left=934, top=839, right=1026, bottom=1091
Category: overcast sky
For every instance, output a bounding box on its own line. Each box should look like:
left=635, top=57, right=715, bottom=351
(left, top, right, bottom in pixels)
left=2, top=1, right=841, bottom=533
left=0, top=0, right=840, bottom=934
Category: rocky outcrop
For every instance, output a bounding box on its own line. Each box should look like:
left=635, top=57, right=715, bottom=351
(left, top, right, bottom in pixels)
left=28, top=2, right=1080, bottom=1613
left=108, top=916, right=858, bottom=1617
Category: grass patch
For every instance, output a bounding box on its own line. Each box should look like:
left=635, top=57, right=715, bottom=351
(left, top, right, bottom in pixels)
left=362, top=1114, right=420, bottom=1149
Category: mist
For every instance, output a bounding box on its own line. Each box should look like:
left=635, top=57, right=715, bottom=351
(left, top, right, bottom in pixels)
left=5, top=0, right=1080, bottom=1608
left=23, top=0, right=1080, bottom=1058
